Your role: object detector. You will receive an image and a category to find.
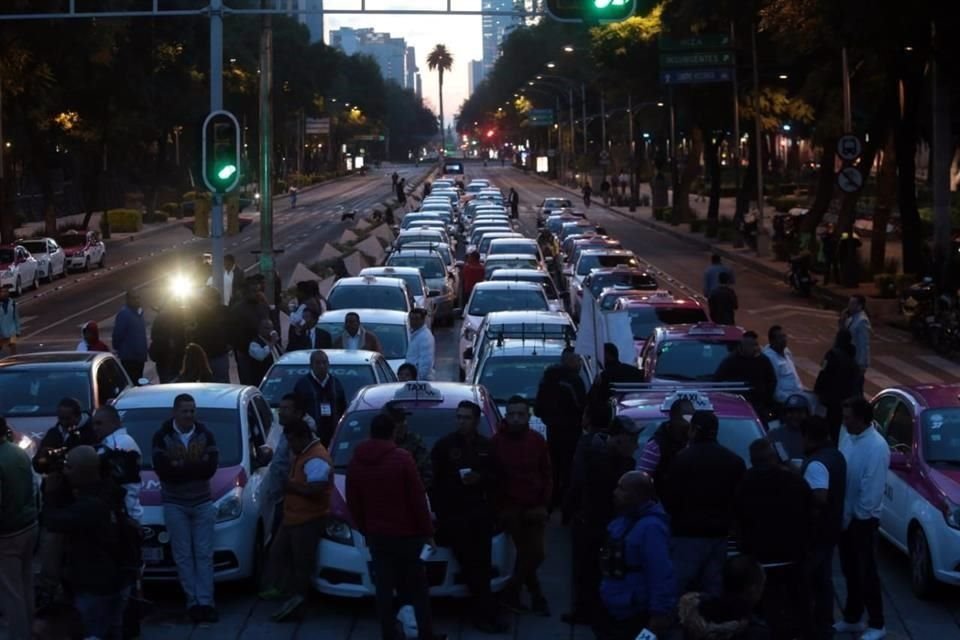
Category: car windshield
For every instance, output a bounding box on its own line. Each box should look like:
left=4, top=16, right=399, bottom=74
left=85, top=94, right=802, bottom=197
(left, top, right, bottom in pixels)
left=57, top=234, right=85, bottom=248
left=921, top=408, right=960, bottom=465
left=484, top=259, right=539, bottom=278
left=387, top=256, right=447, bottom=279
left=398, top=234, right=444, bottom=247
left=587, top=273, right=657, bottom=298
left=543, top=199, right=573, bottom=209
left=119, top=407, right=241, bottom=469
left=260, top=364, right=377, bottom=407
left=561, top=225, right=596, bottom=241
left=387, top=274, right=423, bottom=296
left=326, top=285, right=408, bottom=312
left=316, top=322, right=409, bottom=359
left=570, top=244, right=622, bottom=266
left=489, top=242, right=537, bottom=257
left=626, top=307, right=710, bottom=340
left=490, top=273, right=559, bottom=299
left=654, top=339, right=739, bottom=381
left=479, top=235, right=517, bottom=254
left=577, top=254, right=639, bottom=276
left=0, top=248, right=15, bottom=263
left=633, top=417, right=761, bottom=466
left=332, top=408, right=496, bottom=469
left=19, top=241, right=47, bottom=255
left=468, top=288, right=548, bottom=316
left=0, top=370, right=92, bottom=416
left=479, top=356, right=589, bottom=404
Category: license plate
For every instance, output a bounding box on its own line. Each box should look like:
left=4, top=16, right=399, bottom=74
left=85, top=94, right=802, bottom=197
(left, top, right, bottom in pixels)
left=142, top=547, right=164, bottom=564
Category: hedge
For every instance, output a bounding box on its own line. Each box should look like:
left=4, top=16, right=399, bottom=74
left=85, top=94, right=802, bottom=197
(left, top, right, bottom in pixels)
left=106, top=209, right=142, bottom=233
left=160, top=202, right=182, bottom=218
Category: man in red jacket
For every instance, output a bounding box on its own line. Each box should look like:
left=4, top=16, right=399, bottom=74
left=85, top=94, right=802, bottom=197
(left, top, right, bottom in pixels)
left=461, top=250, right=484, bottom=302
left=492, top=395, right=553, bottom=616
left=346, top=414, right=443, bottom=640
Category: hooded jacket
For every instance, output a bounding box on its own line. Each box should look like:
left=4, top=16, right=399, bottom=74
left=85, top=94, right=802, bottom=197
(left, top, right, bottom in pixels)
left=77, top=321, right=110, bottom=352
left=599, top=501, right=676, bottom=621
left=346, top=439, right=433, bottom=538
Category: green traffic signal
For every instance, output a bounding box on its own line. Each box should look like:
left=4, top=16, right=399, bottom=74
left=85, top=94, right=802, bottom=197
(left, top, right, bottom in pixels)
left=202, top=110, right=241, bottom=194
left=217, top=164, right=238, bottom=181
left=546, top=0, right=636, bottom=22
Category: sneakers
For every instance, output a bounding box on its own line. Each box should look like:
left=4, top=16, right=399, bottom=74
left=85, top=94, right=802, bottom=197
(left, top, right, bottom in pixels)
left=860, top=628, right=887, bottom=640
left=833, top=620, right=868, bottom=634
left=272, top=594, right=305, bottom=622
left=530, top=594, right=551, bottom=617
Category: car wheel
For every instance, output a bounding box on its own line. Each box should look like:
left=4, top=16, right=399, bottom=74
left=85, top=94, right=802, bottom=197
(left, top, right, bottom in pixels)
left=910, top=527, right=937, bottom=599
left=31, top=272, right=39, bottom=291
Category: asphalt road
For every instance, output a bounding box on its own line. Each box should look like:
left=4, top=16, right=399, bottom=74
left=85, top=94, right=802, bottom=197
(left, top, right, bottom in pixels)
left=5, top=163, right=960, bottom=639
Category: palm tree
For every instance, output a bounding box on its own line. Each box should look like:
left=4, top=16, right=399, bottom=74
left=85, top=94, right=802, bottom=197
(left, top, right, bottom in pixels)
left=426, top=44, right=453, bottom=153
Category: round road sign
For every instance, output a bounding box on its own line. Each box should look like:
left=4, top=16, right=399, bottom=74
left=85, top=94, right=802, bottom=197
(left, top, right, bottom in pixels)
left=837, top=134, right=862, bottom=161
left=836, top=165, right=864, bottom=193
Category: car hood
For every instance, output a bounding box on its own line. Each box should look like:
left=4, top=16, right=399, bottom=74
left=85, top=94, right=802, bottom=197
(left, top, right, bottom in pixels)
left=5, top=416, right=60, bottom=443
left=928, top=467, right=960, bottom=504
left=139, top=466, right=247, bottom=506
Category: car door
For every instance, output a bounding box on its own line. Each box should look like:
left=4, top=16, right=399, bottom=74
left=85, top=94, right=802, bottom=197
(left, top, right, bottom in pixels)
left=246, top=396, right=277, bottom=537
left=375, top=357, right=397, bottom=384
left=18, top=247, right=36, bottom=283
left=96, top=359, right=129, bottom=406
left=873, top=395, right=914, bottom=547
left=48, top=240, right=64, bottom=274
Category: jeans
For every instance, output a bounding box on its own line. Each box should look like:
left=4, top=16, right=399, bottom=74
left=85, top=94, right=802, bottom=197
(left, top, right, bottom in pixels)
left=670, top=536, right=727, bottom=597
left=804, top=544, right=837, bottom=639
left=501, top=506, right=548, bottom=599
left=0, top=522, right=39, bottom=640
left=838, top=518, right=884, bottom=629
left=164, top=501, right=216, bottom=608
left=74, top=586, right=130, bottom=640
left=37, top=529, right=64, bottom=595
left=264, top=518, right=324, bottom=597
left=367, top=535, right=435, bottom=640
left=209, top=353, right=231, bottom=383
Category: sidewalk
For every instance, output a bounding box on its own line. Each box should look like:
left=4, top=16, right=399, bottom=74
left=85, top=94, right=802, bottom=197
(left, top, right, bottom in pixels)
left=537, top=174, right=900, bottom=313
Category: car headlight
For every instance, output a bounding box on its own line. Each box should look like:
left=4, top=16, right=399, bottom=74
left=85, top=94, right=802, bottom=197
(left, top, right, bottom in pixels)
left=214, top=487, right=243, bottom=522
left=944, top=500, right=960, bottom=530
left=323, top=518, right=355, bottom=546
left=464, top=325, right=476, bottom=341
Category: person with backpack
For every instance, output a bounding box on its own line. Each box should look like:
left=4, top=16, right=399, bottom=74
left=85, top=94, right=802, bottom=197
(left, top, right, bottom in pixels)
left=41, top=445, right=139, bottom=640
left=594, top=470, right=675, bottom=640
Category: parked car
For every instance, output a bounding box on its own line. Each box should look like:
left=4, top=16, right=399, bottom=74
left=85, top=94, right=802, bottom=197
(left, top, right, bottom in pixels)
left=0, top=245, right=40, bottom=296
left=18, top=237, right=66, bottom=283
left=58, top=229, right=106, bottom=272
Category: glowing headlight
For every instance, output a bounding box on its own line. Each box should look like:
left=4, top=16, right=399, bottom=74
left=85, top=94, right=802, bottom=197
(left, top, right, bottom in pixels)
left=214, top=487, right=243, bottom=522
left=169, top=274, right=194, bottom=302
left=17, top=435, right=34, bottom=452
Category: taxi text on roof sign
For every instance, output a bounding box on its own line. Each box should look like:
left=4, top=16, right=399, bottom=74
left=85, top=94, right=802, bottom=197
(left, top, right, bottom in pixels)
left=687, top=323, right=727, bottom=336
left=660, top=390, right=714, bottom=412
left=646, top=291, right=675, bottom=302
left=394, top=382, right=444, bottom=402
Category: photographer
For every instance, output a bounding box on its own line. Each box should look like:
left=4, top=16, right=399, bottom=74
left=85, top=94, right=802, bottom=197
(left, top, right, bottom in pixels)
left=33, top=397, right=97, bottom=605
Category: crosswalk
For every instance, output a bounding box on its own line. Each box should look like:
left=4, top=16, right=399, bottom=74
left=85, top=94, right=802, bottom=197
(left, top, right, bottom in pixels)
left=792, top=353, right=960, bottom=396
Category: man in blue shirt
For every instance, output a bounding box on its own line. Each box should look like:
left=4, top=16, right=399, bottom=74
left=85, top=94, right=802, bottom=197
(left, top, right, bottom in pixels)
left=112, top=290, right=148, bottom=381
left=703, top=254, right=735, bottom=298
left=596, top=470, right=676, bottom=640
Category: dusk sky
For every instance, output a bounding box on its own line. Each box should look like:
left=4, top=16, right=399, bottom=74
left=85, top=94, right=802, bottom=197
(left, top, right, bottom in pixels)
left=324, top=0, right=486, bottom=130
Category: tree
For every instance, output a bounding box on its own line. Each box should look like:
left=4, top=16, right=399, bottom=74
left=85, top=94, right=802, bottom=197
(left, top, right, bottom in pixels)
left=427, top=44, right=453, bottom=152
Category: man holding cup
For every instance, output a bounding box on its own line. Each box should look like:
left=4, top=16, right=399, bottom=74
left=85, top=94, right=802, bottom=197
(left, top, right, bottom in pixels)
left=429, top=401, right=506, bottom=633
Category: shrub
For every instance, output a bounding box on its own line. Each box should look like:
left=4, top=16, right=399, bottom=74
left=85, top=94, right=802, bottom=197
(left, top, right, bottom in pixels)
left=160, top=202, right=182, bottom=218
left=142, top=211, right=168, bottom=224
left=895, top=273, right=917, bottom=295
left=769, top=196, right=803, bottom=213
left=874, top=274, right=897, bottom=298
left=106, top=209, right=142, bottom=233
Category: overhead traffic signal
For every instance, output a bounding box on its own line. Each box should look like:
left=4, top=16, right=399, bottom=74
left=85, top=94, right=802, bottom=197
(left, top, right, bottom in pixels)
left=545, top=0, right=636, bottom=22
left=202, top=110, right=241, bottom=194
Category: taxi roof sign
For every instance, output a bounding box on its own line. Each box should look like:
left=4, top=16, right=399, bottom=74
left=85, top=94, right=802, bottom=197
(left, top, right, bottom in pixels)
left=660, top=390, right=714, bottom=412
left=687, top=323, right=727, bottom=336
left=393, top=382, right=444, bottom=402
left=646, top=291, right=675, bottom=302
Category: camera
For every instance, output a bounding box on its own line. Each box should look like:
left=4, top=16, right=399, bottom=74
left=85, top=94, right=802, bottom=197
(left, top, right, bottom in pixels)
left=35, top=446, right=70, bottom=474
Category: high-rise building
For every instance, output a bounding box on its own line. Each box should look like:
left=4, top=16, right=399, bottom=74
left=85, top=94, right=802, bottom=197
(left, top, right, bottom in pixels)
left=405, top=47, right=418, bottom=92
left=468, top=59, right=485, bottom=95
left=481, top=0, right=522, bottom=77
left=330, top=27, right=411, bottom=89
left=416, top=73, right=423, bottom=99
left=277, top=0, right=324, bottom=44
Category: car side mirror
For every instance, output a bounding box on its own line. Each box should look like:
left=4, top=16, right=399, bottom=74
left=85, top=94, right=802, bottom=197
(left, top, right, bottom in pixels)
left=463, top=347, right=474, bottom=361
left=427, top=289, right=441, bottom=298
left=890, top=451, right=911, bottom=472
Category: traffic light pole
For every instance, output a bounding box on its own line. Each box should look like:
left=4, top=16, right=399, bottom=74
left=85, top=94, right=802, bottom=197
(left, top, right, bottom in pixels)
left=209, top=0, right=225, bottom=295
left=259, top=5, right=275, bottom=309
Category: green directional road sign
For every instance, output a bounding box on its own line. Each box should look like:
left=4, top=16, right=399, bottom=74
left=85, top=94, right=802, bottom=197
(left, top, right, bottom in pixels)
left=660, top=51, right=734, bottom=68
left=527, top=108, right=555, bottom=127
left=658, top=34, right=732, bottom=51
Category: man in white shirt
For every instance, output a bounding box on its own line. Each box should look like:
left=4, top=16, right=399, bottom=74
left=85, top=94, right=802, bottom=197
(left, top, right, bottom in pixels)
left=763, top=325, right=816, bottom=409
left=92, top=405, right=143, bottom=522
left=205, top=254, right=245, bottom=306
left=835, top=397, right=889, bottom=640
left=404, top=309, right=435, bottom=381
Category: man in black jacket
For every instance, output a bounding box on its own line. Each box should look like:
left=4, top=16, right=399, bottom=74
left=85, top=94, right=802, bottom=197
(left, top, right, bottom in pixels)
left=562, top=416, right=642, bottom=626
left=586, top=343, right=643, bottom=430
left=734, top=439, right=813, bottom=637
left=193, top=286, right=232, bottom=382
left=292, top=350, right=347, bottom=447
left=150, top=393, right=220, bottom=624
left=714, top=331, right=777, bottom=422
left=707, top=271, right=739, bottom=325
left=286, top=306, right=332, bottom=352
left=534, top=347, right=587, bottom=511
left=661, top=411, right=746, bottom=597
left=635, top=398, right=694, bottom=488
left=430, top=400, right=505, bottom=633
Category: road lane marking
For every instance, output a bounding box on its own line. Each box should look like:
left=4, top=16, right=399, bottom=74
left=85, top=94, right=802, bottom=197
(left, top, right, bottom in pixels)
left=876, top=355, right=945, bottom=384
left=864, top=368, right=900, bottom=391
left=918, top=355, right=960, bottom=379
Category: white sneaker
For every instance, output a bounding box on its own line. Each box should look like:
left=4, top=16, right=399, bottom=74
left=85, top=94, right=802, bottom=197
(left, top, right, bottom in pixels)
left=833, top=620, right=868, bottom=634
left=860, top=628, right=887, bottom=640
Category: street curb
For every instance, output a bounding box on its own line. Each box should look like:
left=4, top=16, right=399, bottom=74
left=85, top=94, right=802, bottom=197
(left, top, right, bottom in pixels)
left=523, top=170, right=851, bottom=311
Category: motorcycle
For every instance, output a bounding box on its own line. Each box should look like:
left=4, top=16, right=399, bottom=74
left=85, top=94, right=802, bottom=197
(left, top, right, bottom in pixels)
left=930, top=292, right=960, bottom=356
left=899, top=277, right=939, bottom=339
left=786, top=254, right=816, bottom=297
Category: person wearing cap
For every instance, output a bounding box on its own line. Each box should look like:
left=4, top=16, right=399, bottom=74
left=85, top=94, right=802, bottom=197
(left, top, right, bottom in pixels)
left=715, top=331, right=778, bottom=422
left=595, top=471, right=675, bottom=640
left=430, top=400, right=506, bottom=633
left=768, top=394, right=811, bottom=462
left=387, top=401, right=432, bottom=490
left=346, top=414, right=442, bottom=640
left=635, top=397, right=694, bottom=488
left=733, top=439, right=813, bottom=637
left=563, top=417, right=643, bottom=627
left=660, top=411, right=746, bottom=597
left=405, top=309, right=436, bottom=381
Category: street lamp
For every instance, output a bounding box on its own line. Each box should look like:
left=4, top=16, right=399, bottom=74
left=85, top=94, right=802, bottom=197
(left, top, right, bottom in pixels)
left=546, top=62, right=556, bottom=68
left=563, top=45, right=575, bottom=53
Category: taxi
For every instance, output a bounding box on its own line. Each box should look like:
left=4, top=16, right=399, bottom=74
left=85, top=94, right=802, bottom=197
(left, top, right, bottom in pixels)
left=545, top=212, right=587, bottom=237
left=638, top=323, right=744, bottom=383
left=488, top=268, right=565, bottom=313
left=0, top=244, right=39, bottom=295
left=482, top=254, right=543, bottom=279
left=568, top=251, right=641, bottom=321
left=58, top=229, right=106, bottom=272
left=536, top=197, right=575, bottom=226
left=315, top=309, right=411, bottom=373
left=463, top=310, right=577, bottom=382
left=316, top=382, right=514, bottom=597
left=868, top=383, right=960, bottom=596
left=114, top=383, right=278, bottom=582
left=614, top=387, right=766, bottom=468
left=325, top=275, right=413, bottom=314
left=360, top=266, right=437, bottom=328
left=385, top=248, right=457, bottom=324
left=259, top=349, right=398, bottom=409
left=613, top=291, right=709, bottom=342
left=597, top=287, right=651, bottom=311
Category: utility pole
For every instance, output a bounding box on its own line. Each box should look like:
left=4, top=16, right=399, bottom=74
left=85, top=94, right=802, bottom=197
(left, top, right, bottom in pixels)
left=568, top=87, right=575, bottom=156
left=841, top=46, right=852, bottom=132
left=628, top=93, right=636, bottom=212
left=669, top=86, right=678, bottom=206
left=751, top=21, right=767, bottom=256
left=731, top=20, right=743, bottom=247
left=259, top=1, right=275, bottom=306
left=210, top=0, right=225, bottom=293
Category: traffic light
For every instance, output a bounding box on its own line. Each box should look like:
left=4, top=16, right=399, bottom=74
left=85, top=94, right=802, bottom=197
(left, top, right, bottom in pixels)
left=545, top=0, right=636, bottom=22
left=202, top=110, right=241, bottom=194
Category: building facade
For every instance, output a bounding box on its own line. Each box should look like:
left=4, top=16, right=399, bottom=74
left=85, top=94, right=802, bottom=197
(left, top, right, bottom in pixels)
left=481, top=0, right=522, bottom=77
left=468, top=59, right=485, bottom=95
left=277, top=0, right=324, bottom=44
left=330, top=27, right=413, bottom=89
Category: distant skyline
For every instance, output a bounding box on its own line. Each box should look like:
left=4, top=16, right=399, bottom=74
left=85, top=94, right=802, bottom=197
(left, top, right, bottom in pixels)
left=324, top=0, right=497, bottom=129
